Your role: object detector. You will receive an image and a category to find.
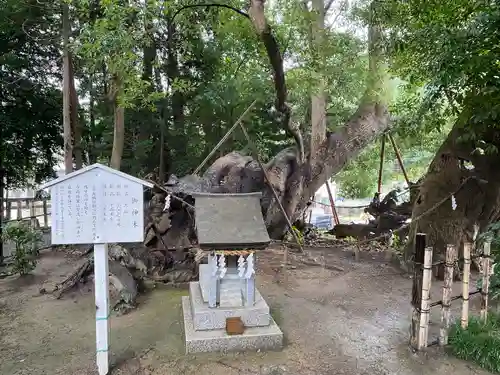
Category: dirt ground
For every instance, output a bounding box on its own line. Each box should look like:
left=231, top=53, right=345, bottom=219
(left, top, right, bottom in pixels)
left=0, top=246, right=491, bottom=375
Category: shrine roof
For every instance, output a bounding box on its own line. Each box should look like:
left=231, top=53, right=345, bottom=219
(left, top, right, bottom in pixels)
left=193, top=192, right=270, bottom=250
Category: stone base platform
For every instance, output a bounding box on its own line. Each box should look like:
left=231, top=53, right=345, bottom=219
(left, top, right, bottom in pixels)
left=182, top=296, right=283, bottom=354
left=189, top=282, right=270, bottom=331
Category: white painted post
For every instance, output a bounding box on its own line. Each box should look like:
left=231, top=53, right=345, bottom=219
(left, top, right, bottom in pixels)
left=208, top=253, right=218, bottom=308
left=94, top=243, right=110, bottom=375
left=245, top=253, right=256, bottom=307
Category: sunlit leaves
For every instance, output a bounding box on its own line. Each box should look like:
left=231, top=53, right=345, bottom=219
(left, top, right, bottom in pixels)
left=74, top=0, right=162, bottom=108
left=382, top=0, right=500, bottom=143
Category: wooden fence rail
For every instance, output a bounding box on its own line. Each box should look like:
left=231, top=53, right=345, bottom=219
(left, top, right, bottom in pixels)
left=2, top=197, right=51, bottom=228
left=410, top=234, right=493, bottom=350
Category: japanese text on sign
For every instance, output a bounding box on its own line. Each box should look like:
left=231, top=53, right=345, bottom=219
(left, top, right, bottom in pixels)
left=50, top=170, right=145, bottom=245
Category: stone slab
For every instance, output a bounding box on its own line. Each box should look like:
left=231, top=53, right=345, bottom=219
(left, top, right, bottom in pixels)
left=182, top=296, right=283, bottom=354
left=189, top=282, right=270, bottom=330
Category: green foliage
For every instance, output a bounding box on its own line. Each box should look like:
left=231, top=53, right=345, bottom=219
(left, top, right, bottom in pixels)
left=449, top=314, right=500, bottom=373
left=75, top=0, right=164, bottom=108
left=391, top=233, right=405, bottom=253
left=1, top=222, right=43, bottom=275
left=382, top=0, right=500, bottom=146
left=6, top=0, right=492, bottom=200
left=330, top=1, right=500, bottom=200
left=477, top=222, right=500, bottom=302
left=0, top=0, right=62, bottom=188
left=336, top=81, right=452, bottom=199
left=290, top=226, right=304, bottom=245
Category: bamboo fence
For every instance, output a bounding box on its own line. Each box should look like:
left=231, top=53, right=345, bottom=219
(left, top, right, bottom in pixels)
left=410, top=237, right=493, bottom=350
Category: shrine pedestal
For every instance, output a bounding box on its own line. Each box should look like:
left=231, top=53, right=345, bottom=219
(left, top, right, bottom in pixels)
left=184, top=192, right=282, bottom=354
left=182, top=267, right=283, bottom=353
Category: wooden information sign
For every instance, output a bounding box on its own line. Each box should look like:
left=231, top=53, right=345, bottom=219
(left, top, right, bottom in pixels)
left=39, top=163, right=153, bottom=375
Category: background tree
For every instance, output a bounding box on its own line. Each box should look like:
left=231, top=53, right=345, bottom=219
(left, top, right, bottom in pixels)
left=380, top=0, right=500, bottom=262
left=1, top=0, right=62, bottom=188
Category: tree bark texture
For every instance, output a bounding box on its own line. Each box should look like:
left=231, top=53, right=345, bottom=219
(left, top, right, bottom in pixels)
left=68, top=53, right=83, bottom=170
left=110, top=104, right=125, bottom=170
left=406, top=120, right=500, bottom=267
left=62, top=3, right=73, bottom=174
left=310, top=0, right=327, bottom=161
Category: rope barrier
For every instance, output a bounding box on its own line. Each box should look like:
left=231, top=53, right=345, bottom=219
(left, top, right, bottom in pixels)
left=413, top=252, right=492, bottom=267
left=428, top=289, right=482, bottom=309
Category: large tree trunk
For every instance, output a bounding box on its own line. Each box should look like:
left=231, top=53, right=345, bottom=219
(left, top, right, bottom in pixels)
left=87, top=73, right=97, bottom=164
left=62, top=3, right=73, bottom=174
left=110, top=104, right=125, bottom=170
left=110, top=76, right=125, bottom=170
left=310, top=0, right=327, bottom=161
left=406, top=119, right=500, bottom=267
left=144, top=0, right=391, bottom=249
left=68, top=53, right=83, bottom=170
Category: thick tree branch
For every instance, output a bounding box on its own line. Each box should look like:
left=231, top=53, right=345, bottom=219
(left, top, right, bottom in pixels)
left=248, top=0, right=304, bottom=162
left=170, top=1, right=304, bottom=162
left=171, top=3, right=250, bottom=22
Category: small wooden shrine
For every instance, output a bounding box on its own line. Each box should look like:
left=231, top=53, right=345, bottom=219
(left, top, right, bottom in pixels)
left=194, top=192, right=270, bottom=308
left=181, top=192, right=282, bottom=354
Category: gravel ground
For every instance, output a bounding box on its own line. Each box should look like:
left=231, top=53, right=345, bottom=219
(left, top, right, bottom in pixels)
left=0, top=247, right=491, bottom=375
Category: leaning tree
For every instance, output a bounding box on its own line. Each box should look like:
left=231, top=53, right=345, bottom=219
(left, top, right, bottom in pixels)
left=54, top=0, right=395, bottom=307
left=153, top=0, right=391, bottom=246
left=382, top=0, right=500, bottom=265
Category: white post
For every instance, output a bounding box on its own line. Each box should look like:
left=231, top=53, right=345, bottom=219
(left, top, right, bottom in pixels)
left=94, top=243, right=110, bottom=375
left=245, top=253, right=256, bottom=307
left=208, top=253, right=218, bottom=308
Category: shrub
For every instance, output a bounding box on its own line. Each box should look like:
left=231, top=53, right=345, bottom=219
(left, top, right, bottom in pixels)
left=1, top=221, right=42, bottom=275
left=477, top=221, right=500, bottom=302
left=448, top=314, right=500, bottom=373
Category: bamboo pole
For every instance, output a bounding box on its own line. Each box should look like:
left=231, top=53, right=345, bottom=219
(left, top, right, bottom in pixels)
left=238, top=122, right=304, bottom=253
left=387, top=133, right=410, bottom=187
left=29, top=200, right=35, bottom=218
left=6, top=197, right=12, bottom=220
left=325, top=180, right=339, bottom=226
left=461, top=242, right=472, bottom=329
left=410, top=233, right=426, bottom=349
left=439, top=244, right=457, bottom=346
left=377, top=134, right=385, bottom=194
left=16, top=201, right=21, bottom=220
left=418, top=246, right=433, bottom=350
left=480, top=241, right=492, bottom=322
left=193, top=100, right=257, bottom=176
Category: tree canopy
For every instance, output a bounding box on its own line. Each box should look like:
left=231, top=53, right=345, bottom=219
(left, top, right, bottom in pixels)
left=1, top=0, right=62, bottom=188
left=2, top=0, right=498, bottom=201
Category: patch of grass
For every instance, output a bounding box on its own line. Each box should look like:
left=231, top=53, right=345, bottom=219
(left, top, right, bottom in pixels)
left=448, top=313, right=500, bottom=373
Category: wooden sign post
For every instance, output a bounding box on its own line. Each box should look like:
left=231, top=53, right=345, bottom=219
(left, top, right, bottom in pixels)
left=39, top=164, right=153, bottom=375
